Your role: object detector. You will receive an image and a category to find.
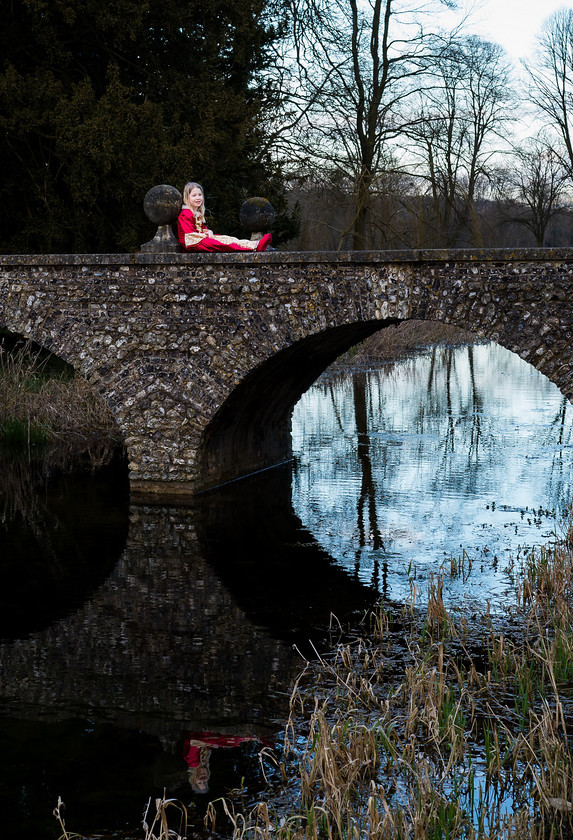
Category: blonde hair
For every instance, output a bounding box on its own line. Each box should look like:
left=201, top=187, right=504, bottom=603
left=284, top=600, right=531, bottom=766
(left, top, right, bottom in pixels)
left=187, top=747, right=211, bottom=794
left=183, top=181, right=206, bottom=225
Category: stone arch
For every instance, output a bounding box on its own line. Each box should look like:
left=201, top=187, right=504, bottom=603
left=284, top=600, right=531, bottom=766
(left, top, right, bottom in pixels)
left=196, top=320, right=398, bottom=489
left=196, top=309, right=573, bottom=492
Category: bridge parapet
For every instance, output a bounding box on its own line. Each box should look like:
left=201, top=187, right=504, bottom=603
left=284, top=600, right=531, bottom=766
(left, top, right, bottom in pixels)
left=1, top=249, right=572, bottom=497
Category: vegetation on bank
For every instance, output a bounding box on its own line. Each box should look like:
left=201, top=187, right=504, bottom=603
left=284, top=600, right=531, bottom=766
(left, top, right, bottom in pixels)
left=352, top=321, right=479, bottom=362
left=321, top=321, right=481, bottom=379
left=9, top=325, right=568, bottom=839
left=0, top=341, right=121, bottom=455
left=206, top=525, right=573, bottom=840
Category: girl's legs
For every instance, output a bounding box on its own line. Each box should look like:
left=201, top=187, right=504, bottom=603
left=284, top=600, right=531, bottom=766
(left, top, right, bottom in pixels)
left=188, top=234, right=273, bottom=253
left=214, top=235, right=258, bottom=250
left=190, top=236, right=254, bottom=253
left=256, top=234, right=272, bottom=251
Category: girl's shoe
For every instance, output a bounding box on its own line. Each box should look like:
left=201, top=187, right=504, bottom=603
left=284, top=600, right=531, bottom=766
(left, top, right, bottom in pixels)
left=256, top=233, right=273, bottom=252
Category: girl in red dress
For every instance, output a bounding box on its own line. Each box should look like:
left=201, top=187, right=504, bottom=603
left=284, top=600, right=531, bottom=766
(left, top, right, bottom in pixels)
left=183, top=730, right=273, bottom=793
left=177, top=182, right=272, bottom=252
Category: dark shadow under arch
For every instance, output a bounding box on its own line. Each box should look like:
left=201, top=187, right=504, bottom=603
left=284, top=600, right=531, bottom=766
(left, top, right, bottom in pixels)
left=193, top=462, right=379, bottom=652
left=197, top=319, right=400, bottom=490
left=0, top=450, right=130, bottom=639
left=0, top=328, right=130, bottom=636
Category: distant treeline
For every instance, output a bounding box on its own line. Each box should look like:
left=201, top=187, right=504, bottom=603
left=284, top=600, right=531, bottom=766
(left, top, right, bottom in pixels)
left=285, top=186, right=573, bottom=252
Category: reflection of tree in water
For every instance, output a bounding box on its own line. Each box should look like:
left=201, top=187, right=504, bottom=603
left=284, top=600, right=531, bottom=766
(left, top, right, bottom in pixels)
left=466, top=346, right=483, bottom=469
left=353, top=372, right=385, bottom=592
left=322, top=375, right=389, bottom=592
left=293, top=339, right=573, bottom=599
left=347, top=347, right=488, bottom=588
left=443, top=348, right=455, bottom=454
left=413, top=345, right=488, bottom=495
left=541, top=393, right=573, bottom=516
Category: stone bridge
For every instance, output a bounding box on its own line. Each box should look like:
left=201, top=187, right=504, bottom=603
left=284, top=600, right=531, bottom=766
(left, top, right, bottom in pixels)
left=1, top=248, right=572, bottom=498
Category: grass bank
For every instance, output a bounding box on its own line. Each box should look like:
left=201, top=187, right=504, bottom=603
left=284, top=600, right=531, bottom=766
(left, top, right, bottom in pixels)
left=357, top=320, right=478, bottom=362
left=0, top=340, right=121, bottom=454
left=323, top=320, right=481, bottom=379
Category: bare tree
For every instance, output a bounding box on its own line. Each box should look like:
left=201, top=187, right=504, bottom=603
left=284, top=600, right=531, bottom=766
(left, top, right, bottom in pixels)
left=524, top=8, right=573, bottom=179
left=281, top=0, right=463, bottom=249
left=496, top=136, right=569, bottom=246
left=407, top=36, right=514, bottom=246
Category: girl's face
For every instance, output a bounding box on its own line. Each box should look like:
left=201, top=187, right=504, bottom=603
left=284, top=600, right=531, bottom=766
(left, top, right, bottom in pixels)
left=188, top=187, right=204, bottom=211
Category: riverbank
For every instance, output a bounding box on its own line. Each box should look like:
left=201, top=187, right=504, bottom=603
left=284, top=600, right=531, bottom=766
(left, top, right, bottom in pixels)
left=356, top=320, right=478, bottom=361
left=321, top=320, right=481, bottom=382
left=42, top=330, right=573, bottom=840
left=17, top=326, right=572, bottom=839
left=55, top=528, right=573, bottom=840
left=0, top=340, right=122, bottom=457
left=201, top=526, right=573, bottom=840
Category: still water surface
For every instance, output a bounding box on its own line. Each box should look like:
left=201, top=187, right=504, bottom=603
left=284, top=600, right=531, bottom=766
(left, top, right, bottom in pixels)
left=0, top=340, right=572, bottom=836
left=293, top=341, right=573, bottom=611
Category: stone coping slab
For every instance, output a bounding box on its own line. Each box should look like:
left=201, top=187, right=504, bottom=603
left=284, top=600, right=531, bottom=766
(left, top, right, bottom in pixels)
left=1, top=247, right=573, bottom=267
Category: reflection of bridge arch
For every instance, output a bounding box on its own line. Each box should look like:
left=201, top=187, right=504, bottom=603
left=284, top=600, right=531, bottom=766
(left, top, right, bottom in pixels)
left=0, top=470, right=376, bottom=738
left=1, top=249, right=572, bottom=496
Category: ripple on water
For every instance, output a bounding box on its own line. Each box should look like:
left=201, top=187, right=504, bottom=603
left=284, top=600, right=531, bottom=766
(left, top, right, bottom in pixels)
left=292, top=341, right=573, bottom=612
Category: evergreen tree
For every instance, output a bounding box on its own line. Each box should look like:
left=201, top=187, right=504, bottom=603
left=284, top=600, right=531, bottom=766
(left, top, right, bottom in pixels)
left=0, top=0, right=294, bottom=252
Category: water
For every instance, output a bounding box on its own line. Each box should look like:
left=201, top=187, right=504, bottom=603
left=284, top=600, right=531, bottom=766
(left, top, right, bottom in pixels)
left=292, top=341, right=573, bottom=611
left=0, top=458, right=374, bottom=837
left=1, top=340, right=572, bottom=836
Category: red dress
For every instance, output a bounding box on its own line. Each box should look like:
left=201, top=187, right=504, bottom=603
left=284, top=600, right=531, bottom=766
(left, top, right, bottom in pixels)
left=183, top=731, right=271, bottom=768
left=177, top=207, right=258, bottom=252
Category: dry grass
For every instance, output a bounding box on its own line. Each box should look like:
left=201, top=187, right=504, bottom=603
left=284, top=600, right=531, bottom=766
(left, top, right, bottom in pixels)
left=351, top=320, right=481, bottom=363
left=49, top=531, right=573, bottom=839
left=54, top=793, right=189, bottom=840
left=202, top=524, right=573, bottom=840
left=0, top=343, right=121, bottom=449
left=0, top=344, right=124, bottom=526
left=142, top=794, right=189, bottom=840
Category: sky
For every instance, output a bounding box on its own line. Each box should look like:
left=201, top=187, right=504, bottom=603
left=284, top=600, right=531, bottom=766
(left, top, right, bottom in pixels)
left=462, top=0, right=573, bottom=61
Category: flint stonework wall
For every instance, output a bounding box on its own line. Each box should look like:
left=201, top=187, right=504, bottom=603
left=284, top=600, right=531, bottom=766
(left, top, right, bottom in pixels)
left=0, top=249, right=572, bottom=495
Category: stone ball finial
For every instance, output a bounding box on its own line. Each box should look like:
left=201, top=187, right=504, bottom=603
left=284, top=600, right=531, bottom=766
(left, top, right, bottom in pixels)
left=240, top=197, right=275, bottom=240
left=141, top=185, right=183, bottom=252
left=144, top=184, right=182, bottom=225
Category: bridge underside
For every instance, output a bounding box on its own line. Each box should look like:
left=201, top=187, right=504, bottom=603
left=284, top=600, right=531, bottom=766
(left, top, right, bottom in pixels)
left=193, top=320, right=393, bottom=493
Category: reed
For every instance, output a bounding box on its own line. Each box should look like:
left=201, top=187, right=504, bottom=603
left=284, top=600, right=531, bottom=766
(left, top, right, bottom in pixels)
left=53, top=797, right=81, bottom=840
left=142, top=793, right=189, bottom=840
left=202, top=531, right=573, bottom=840
left=54, top=792, right=189, bottom=840
left=0, top=342, right=120, bottom=449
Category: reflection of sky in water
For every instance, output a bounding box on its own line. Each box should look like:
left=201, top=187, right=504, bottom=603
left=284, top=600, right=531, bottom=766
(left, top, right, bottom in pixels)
left=291, top=342, right=573, bottom=612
